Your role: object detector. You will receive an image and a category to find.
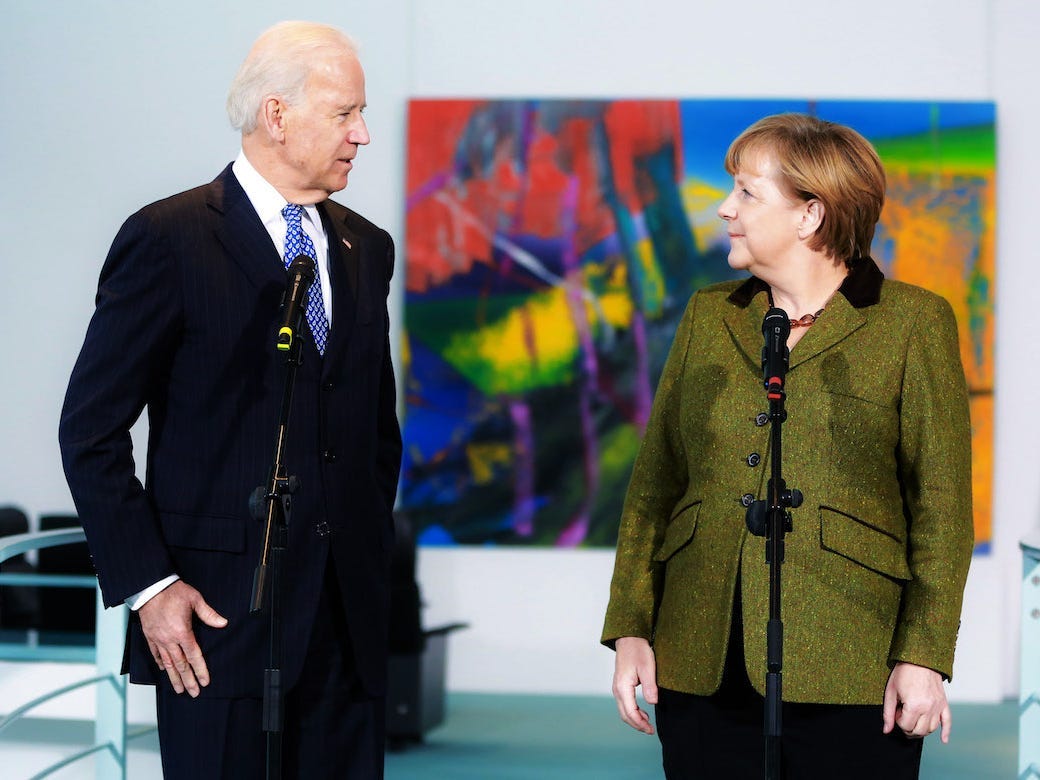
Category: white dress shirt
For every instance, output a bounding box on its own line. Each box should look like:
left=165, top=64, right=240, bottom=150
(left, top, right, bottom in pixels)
left=231, top=149, right=333, bottom=324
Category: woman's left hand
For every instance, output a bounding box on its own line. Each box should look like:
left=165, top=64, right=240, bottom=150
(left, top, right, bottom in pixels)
left=882, top=662, right=951, bottom=742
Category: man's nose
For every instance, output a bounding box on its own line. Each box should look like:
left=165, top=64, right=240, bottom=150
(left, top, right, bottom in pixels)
left=351, top=116, right=371, bottom=146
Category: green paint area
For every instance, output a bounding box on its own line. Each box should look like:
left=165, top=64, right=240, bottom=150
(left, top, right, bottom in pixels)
left=874, top=125, right=995, bottom=173
left=408, top=293, right=578, bottom=395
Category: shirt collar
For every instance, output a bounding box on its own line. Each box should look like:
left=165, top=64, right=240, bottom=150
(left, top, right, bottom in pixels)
left=231, top=149, right=321, bottom=231
left=727, top=256, right=885, bottom=309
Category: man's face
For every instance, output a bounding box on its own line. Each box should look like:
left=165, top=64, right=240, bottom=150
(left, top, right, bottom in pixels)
left=280, top=50, right=369, bottom=201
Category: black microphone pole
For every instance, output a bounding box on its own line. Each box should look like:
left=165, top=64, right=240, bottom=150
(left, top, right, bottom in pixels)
left=746, top=308, right=803, bottom=780
left=250, top=254, right=315, bottom=780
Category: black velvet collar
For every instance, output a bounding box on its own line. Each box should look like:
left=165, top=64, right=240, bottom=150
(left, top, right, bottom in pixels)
left=727, top=256, right=885, bottom=309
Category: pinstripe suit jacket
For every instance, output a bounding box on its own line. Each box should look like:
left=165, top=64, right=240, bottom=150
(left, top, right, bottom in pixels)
left=59, top=165, right=402, bottom=697
left=602, top=258, right=974, bottom=704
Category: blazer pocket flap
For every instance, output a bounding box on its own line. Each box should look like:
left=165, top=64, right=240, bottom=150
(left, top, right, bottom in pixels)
left=820, top=507, right=911, bottom=580
left=653, top=502, right=701, bottom=562
left=159, top=511, right=246, bottom=553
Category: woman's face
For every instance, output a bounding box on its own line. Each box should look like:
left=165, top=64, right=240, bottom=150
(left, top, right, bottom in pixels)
left=717, top=149, right=811, bottom=276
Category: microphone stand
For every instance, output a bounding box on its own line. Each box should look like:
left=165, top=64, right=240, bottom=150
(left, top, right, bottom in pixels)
left=746, top=309, right=803, bottom=780
left=249, top=294, right=308, bottom=780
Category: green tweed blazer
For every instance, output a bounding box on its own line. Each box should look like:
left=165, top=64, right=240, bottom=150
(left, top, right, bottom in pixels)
left=602, top=258, right=974, bottom=705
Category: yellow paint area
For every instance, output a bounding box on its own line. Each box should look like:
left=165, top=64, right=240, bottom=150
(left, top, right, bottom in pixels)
left=466, top=441, right=513, bottom=484
left=444, top=286, right=579, bottom=394
left=682, top=177, right=728, bottom=251
left=634, top=236, right=666, bottom=316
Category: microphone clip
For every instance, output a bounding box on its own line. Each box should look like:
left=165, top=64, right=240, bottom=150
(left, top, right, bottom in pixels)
left=277, top=255, right=316, bottom=354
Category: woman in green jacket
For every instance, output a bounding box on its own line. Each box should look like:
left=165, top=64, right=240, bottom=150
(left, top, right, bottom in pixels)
left=602, top=113, right=974, bottom=779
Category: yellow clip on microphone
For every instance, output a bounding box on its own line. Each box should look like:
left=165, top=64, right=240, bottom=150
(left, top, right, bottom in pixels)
left=276, top=255, right=316, bottom=352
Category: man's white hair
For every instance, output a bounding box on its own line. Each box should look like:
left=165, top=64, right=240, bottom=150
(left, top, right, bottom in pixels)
left=226, top=21, right=358, bottom=134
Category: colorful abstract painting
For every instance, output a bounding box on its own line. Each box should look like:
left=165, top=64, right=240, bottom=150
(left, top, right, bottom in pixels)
left=402, top=99, right=995, bottom=551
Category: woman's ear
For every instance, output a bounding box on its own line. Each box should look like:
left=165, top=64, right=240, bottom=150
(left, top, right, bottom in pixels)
left=798, top=199, right=824, bottom=239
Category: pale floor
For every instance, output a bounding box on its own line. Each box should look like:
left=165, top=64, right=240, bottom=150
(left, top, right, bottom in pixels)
left=0, top=694, right=1019, bottom=779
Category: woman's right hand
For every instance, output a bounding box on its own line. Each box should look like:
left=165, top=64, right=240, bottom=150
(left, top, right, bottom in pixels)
left=612, top=636, right=659, bottom=735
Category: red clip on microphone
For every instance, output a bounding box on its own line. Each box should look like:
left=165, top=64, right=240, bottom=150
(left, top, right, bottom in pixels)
left=761, top=308, right=790, bottom=400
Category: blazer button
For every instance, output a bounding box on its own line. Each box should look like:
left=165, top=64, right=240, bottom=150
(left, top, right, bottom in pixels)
left=755, top=412, right=769, bottom=427
left=740, top=493, right=755, bottom=507
left=322, top=381, right=334, bottom=392
left=746, top=453, right=761, bottom=467
left=316, top=521, right=330, bottom=537
left=323, top=450, right=337, bottom=463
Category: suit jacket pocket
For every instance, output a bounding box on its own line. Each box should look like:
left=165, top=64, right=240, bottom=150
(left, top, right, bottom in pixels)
left=159, top=511, right=246, bottom=553
left=819, top=506, right=911, bottom=581
left=653, top=501, right=702, bottom=563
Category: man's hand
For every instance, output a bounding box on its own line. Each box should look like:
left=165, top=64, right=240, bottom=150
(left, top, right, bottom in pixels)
left=138, top=580, right=228, bottom=697
left=882, top=661, right=952, bottom=742
left=612, top=636, right=659, bottom=735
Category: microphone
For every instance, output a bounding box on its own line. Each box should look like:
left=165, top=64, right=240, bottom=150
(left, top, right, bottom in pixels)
left=277, top=255, right=316, bottom=352
left=761, top=308, right=790, bottom=399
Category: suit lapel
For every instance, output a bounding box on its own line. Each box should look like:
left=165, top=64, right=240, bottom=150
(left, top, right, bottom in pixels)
left=787, top=293, right=867, bottom=369
left=723, top=290, right=770, bottom=369
left=208, top=169, right=372, bottom=368
left=208, top=166, right=284, bottom=290
left=318, top=204, right=360, bottom=373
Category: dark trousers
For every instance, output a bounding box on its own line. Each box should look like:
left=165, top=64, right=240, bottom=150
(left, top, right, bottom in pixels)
left=656, top=602, right=923, bottom=779
left=154, top=559, right=385, bottom=780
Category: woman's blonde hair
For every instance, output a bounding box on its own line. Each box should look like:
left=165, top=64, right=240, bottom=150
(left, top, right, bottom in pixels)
left=725, top=113, right=886, bottom=264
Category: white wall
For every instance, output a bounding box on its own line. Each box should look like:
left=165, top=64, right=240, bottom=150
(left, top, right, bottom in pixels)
left=1, top=0, right=1036, bottom=706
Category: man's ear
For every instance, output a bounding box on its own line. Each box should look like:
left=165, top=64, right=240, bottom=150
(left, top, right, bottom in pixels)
left=258, top=96, right=288, bottom=143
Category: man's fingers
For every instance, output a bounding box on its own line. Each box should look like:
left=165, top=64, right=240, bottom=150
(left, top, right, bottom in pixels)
left=158, top=633, right=207, bottom=696
left=157, top=647, right=185, bottom=694
left=167, top=646, right=202, bottom=697
left=183, top=642, right=212, bottom=688
left=147, top=641, right=165, bottom=670
left=192, top=597, right=229, bottom=629
left=138, top=580, right=227, bottom=695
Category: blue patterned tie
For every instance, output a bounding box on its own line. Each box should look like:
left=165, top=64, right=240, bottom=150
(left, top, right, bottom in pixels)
left=282, top=204, right=329, bottom=355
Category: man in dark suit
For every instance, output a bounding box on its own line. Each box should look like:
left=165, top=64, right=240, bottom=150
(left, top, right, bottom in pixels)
left=58, top=21, right=401, bottom=779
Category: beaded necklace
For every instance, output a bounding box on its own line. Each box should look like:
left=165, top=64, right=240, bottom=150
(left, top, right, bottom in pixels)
left=790, top=309, right=825, bottom=328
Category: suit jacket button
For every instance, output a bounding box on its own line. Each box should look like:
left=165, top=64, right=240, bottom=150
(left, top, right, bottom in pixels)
left=324, top=450, right=337, bottom=463
left=322, top=381, right=334, bottom=391
left=755, top=412, right=769, bottom=427
left=316, top=521, right=330, bottom=537
left=746, top=453, right=761, bottom=467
